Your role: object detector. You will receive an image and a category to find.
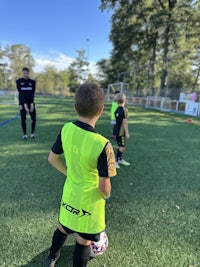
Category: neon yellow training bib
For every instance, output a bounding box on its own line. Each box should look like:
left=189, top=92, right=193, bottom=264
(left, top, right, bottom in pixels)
left=111, top=101, right=118, bottom=120
left=59, top=122, right=108, bottom=234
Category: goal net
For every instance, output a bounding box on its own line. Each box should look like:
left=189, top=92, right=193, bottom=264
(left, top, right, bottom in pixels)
left=107, top=82, right=129, bottom=101
left=0, top=90, right=18, bottom=105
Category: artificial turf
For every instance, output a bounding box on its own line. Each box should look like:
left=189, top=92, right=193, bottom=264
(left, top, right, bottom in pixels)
left=0, top=95, right=200, bottom=267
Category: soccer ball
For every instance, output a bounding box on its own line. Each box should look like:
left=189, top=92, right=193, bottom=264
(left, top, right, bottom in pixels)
left=90, top=231, right=108, bottom=256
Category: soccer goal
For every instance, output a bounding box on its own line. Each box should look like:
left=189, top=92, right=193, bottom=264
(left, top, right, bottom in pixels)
left=0, top=90, right=18, bottom=105
left=107, top=82, right=129, bottom=101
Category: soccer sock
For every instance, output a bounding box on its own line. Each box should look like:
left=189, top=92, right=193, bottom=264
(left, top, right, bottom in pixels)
left=112, top=125, right=116, bottom=135
left=30, top=109, right=36, bottom=134
left=116, top=149, right=123, bottom=161
left=73, top=242, right=91, bottom=267
left=22, top=121, right=26, bottom=134
left=49, top=228, right=67, bottom=260
left=21, top=117, right=26, bottom=134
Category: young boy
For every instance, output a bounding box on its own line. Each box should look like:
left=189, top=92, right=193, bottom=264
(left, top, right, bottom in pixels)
left=46, top=83, right=116, bottom=267
left=114, top=93, right=130, bottom=169
left=110, top=91, right=120, bottom=138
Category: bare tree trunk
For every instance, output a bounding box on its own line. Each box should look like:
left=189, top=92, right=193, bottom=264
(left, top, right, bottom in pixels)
left=159, top=24, right=170, bottom=96
left=192, top=67, right=200, bottom=91
left=159, top=0, right=175, bottom=96
left=150, top=31, right=158, bottom=95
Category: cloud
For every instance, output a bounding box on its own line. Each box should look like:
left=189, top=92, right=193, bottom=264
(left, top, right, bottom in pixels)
left=33, top=51, right=74, bottom=72
left=33, top=50, right=98, bottom=75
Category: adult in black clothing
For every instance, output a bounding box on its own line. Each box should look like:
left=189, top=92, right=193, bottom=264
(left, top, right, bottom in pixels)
left=16, top=67, right=36, bottom=139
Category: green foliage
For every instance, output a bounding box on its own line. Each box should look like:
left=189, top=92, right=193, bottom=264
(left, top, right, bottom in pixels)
left=96, top=58, right=115, bottom=88
left=100, top=0, right=200, bottom=96
left=70, top=49, right=89, bottom=84
left=0, top=44, right=35, bottom=90
left=9, top=44, right=35, bottom=86
left=0, top=45, right=89, bottom=94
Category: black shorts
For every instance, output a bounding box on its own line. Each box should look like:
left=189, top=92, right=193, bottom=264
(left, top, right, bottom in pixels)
left=116, top=135, right=125, bottom=147
left=60, top=223, right=101, bottom=242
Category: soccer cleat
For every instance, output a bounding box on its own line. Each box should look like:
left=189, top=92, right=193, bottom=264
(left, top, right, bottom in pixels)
left=45, top=252, right=60, bottom=267
left=116, top=162, right=120, bottom=169
left=118, top=159, right=130, bottom=166
left=30, top=133, right=36, bottom=138
left=22, top=134, right=28, bottom=140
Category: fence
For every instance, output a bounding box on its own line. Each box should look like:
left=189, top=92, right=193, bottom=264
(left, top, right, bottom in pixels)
left=125, top=96, right=200, bottom=117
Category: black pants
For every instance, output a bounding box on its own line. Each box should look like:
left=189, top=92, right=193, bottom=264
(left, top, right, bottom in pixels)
left=20, top=104, right=36, bottom=134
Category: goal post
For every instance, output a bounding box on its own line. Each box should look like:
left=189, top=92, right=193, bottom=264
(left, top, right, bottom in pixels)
left=0, top=90, right=18, bottom=105
left=107, top=82, right=129, bottom=101
left=14, top=91, right=18, bottom=104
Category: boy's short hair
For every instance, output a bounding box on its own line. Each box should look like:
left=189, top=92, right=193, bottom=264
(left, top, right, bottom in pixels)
left=115, top=93, right=126, bottom=104
left=75, top=83, right=105, bottom=118
left=22, top=67, right=29, bottom=72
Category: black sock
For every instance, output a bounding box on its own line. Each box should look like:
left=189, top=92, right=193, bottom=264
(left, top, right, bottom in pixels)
left=116, top=149, right=123, bottom=161
left=49, top=228, right=67, bottom=260
left=30, top=109, right=36, bottom=134
left=112, top=125, right=116, bottom=135
left=73, top=242, right=91, bottom=267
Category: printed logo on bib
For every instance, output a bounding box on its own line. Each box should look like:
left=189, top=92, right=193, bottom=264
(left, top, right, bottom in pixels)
left=61, top=201, right=91, bottom=218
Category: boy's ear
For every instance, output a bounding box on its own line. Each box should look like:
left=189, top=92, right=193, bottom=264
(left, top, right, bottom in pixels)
left=98, top=105, right=104, bottom=116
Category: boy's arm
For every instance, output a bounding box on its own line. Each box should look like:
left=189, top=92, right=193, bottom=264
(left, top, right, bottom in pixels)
left=30, top=80, right=36, bottom=112
left=16, top=79, right=27, bottom=108
left=123, top=118, right=130, bottom=139
left=99, top=177, right=111, bottom=199
left=48, top=131, right=67, bottom=176
left=98, top=142, right=116, bottom=199
left=48, top=150, right=67, bottom=176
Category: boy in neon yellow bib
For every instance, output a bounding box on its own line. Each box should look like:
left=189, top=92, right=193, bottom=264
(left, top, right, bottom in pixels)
left=46, top=83, right=116, bottom=267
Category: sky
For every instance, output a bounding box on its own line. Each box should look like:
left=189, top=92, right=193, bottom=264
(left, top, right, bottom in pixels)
left=0, top=0, right=113, bottom=73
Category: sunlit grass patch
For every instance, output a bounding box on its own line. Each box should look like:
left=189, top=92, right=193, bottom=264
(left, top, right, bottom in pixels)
left=1, top=96, right=200, bottom=266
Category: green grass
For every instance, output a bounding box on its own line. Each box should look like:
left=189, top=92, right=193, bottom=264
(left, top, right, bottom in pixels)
left=1, top=96, right=200, bottom=267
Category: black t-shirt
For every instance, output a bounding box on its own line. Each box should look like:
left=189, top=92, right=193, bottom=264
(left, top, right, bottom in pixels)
left=16, top=78, right=36, bottom=105
left=51, top=121, right=116, bottom=178
left=114, top=106, right=128, bottom=136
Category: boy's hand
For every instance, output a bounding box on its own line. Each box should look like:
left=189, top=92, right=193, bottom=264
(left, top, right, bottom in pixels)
left=24, top=103, right=29, bottom=112
left=30, top=103, right=34, bottom=113
left=125, top=132, right=130, bottom=140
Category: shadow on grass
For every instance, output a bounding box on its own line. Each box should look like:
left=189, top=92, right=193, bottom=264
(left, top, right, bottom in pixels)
left=20, top=245, right=98, bottom=267
left=20, top=245, right=75, bottom=267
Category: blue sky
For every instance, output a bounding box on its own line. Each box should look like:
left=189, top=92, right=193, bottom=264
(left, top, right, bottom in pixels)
left=0, top=0, right=112, bottom=72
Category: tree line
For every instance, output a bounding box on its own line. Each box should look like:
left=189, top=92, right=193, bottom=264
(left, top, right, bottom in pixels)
left=1, top=1, right=200, bottom=99
left=100, top=0, right=200, bottom=98
left=0, top=44, right=100, bottom=94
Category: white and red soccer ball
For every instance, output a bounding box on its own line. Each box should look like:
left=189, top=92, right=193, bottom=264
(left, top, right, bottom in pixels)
left=90, top=231, right=108, bottom=256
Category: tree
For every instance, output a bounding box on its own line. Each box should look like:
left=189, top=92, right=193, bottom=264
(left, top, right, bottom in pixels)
left=35, top=72, right=46, bottom=94
left=100, top=0, right=161, bottom=94
left=70, top=49, right=89, bottom=83
left=0, top=45, right=11, bottom=89
left=96, top=58, right=114, bottom=89
left=42, top=66, right=58, bottom=94
left=67, top=66, right=80, bottom=92
left=100, top=0, right=200, bottom=97
left=8, top=44, right=35, bottom=88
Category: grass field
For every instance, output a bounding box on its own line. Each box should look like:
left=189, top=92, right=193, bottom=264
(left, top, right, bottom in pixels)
left=1, top=95, right=200, bottom=267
